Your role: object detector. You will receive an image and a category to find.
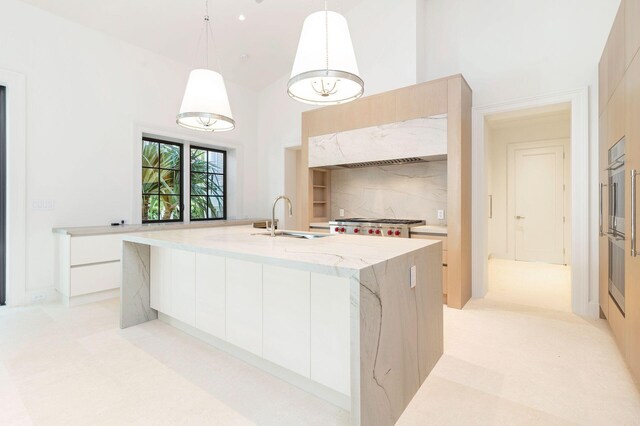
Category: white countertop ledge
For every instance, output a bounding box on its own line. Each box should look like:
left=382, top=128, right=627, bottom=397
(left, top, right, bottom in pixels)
left=121, top=225, right=440, bottom=275
left=53, top=219, right=268, bottom=237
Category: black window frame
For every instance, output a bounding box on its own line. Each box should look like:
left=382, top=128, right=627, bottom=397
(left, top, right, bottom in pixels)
left=189, top=145, right=227, bottom=221
left=141, top=137, right=184, bottom=224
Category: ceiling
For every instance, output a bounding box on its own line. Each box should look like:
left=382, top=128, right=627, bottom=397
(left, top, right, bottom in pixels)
left=18, top=0, right=364, bottom=90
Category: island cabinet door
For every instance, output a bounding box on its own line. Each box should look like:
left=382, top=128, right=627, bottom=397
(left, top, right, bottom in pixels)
left=310, top=273, right=351, bottom=396
left=171, top=250, right=196, bottom=327
left=225, top=258, right=263, bottom=356
left=262, top=265, right=311, bottom=378
left=195, top=253, right=226, bottom=340
left=150, top=246, right=172, bottom=315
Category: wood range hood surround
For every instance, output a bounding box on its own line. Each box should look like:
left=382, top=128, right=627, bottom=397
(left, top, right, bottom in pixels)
left=298, top=75, right=473, bottom=309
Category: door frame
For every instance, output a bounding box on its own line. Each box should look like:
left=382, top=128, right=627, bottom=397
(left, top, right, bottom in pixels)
left=472, top=87, right=593, bottom=317
left=508, top=141, right=567, bottom=264
left=0, top=69, right=27, bottom=306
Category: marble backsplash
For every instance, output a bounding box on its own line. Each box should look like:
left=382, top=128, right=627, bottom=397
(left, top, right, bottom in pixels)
left=330, top=161, right=447, bottom=224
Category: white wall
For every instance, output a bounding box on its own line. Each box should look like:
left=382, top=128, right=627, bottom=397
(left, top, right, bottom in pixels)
left=421, top=0, right=619, bottom=309
left=256, top=0, right=421, bottom=224
left=0, top=0, right=260, bottom=303
left=487, top=112, right=571, bottom=262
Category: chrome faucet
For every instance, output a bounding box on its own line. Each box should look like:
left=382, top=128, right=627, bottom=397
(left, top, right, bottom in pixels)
left=269, top=195, right=293, bottom=237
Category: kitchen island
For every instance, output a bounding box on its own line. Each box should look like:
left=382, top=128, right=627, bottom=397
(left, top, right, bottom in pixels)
left=120, top=225, right=443, bottom=426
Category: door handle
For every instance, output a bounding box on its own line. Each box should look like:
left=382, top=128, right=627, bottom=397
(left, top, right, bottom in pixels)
left=600, top=183, right=606, bottom=237
left=489, top=195, right=493, bottom=219
left=515, top=215, right=525, bottom=219
left=632, top=169, right=638, bottom=257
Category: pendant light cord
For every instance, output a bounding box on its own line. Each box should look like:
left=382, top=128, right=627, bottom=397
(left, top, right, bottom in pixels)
left=325, top=0, right=329, bottom=73
left=205, top=0, right=210, bottom=69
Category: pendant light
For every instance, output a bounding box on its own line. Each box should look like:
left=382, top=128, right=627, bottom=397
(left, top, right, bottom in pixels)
left=288, top=1, right=364, bottom=105
left=177, top=0, right=235, bottom=132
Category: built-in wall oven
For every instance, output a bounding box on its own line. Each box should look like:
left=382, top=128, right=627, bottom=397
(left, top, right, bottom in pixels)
left=608, top=137, right=625, bottom=314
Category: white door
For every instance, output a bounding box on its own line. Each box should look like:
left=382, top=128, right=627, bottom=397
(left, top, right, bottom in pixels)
left=512, top=145, right=565, bottom=264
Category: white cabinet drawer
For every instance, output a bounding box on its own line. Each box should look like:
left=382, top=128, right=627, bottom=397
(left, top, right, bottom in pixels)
left=226, top=258, right=263, bottom=356
left=70, top=235, right=122, bottom=266
left=171, top=250, right=196, bottom=327
left=263, top=265, right=311, bottom=378
left=310, top=273, right=351, bottom=396
left=70, top=261, right=120, bottom=297
left=195, top=253, right=226, bottom=340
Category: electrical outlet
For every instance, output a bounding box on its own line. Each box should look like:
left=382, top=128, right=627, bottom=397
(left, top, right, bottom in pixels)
left=339, top=209, right=345, bottom=217
left=410, top=265, right=417, bottom=289
left=32, top=199, right=55, bottom=210
left=437, top=209, right=445, bottom=220
left=31, top=292, right=46, bottom=302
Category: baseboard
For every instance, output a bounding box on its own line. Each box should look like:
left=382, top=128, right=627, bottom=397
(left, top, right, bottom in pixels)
left=158, top=312, right=351, bottom=411
left=59, top=288, right=119, bottom=307
left=25, top=287, right=60, bottom=305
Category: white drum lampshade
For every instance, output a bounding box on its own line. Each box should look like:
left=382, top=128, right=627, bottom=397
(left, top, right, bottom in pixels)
left=288, top=10, right=364, bottom=105
left=177, top=69, right=235, bottom=132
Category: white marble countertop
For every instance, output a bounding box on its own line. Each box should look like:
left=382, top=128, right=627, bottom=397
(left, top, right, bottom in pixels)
left=52, top=219, right=269, bottom=237
left=411, top=225, right=448, bottom=235
left=121, top=225, right=440, bottom=274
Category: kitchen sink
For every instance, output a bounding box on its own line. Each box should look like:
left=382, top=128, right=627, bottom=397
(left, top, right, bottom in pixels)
left=253, top=231, right=333, bottom=239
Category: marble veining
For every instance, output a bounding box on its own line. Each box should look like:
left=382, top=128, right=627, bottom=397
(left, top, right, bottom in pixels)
left=331, top=161, right=447, bottom=224
left=120, top=242, right=157, bottom=328
left=120, top=226, right=443, bottom=426
left=309, top=117, right=447, bottom=168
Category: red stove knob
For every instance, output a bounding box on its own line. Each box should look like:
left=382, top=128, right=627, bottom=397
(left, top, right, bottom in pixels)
left=368, top=229, right=374, bottom=234
left=395, top=230, right=401, bottom=236
left=354, top=228, right=360, bottom=233
left=340, top=227, right=346, bottom=233
left=334, top=227, right=340, bottom=232
left=375, top=229, right=381, bottom=235
left=387, top=230, right=393, bottom=236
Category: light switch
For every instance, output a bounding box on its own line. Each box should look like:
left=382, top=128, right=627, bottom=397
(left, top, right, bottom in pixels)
left=339, top=209, right=345, bottom=217
left=437, top=210, right=445, bottom=220
left=410, top=265, right=417, bottom=289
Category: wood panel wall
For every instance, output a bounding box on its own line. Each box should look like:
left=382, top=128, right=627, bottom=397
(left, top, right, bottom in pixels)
left=599, top=0, right=640, bottom=386
left=299, top=75, right=472, bottom=309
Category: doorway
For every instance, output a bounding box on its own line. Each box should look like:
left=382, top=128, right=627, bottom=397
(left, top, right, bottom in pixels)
left=0, top=85, right=6, bottom=306
left=485, top=103, right=572, bottom=311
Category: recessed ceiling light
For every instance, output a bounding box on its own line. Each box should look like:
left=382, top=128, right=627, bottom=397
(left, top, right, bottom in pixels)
left=238, top=14, right=246, bottom=21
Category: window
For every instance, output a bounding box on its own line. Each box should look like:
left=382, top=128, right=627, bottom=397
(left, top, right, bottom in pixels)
left=142, top=138, right=183, bottom=223
left=190, top=146, right=226, bottom=220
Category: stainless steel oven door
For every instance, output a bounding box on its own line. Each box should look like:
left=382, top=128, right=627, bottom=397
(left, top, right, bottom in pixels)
left=608, top=233, right=625, bottom=314
left=608, top=138, right=625, bottom=236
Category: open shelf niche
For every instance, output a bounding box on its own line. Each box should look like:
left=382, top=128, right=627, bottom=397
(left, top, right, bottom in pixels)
left=309, top=168, right=331, bottom=222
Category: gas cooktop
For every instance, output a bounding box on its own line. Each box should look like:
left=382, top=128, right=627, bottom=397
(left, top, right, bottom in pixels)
left=328, top=218, right=426, bottom=238
left=335, top=218, right=425, bottom=225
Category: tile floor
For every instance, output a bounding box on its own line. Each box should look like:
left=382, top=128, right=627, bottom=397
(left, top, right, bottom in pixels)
left=1, top=259, right=639, bottom=425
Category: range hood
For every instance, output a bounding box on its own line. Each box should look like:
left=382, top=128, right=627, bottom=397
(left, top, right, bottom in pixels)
left=333, top=155, right=447, bottom=169
left=308, top=116, right=447, bottom=169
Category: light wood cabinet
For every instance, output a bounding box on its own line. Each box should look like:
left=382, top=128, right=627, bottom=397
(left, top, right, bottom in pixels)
left=263, top=265, right=311, bottom=378
left=624, top=52, right=640, bottom=381
left=608, top=79, right=626, bottom=147
left=300, top=75, right=472, bottom=309
left=626, top=0, right=640, bottom=69
left=608, top=1, right=626, bottom=101
left=599, top=1, right=640, bottom=384
left=225, top=258, right=263, bottom=356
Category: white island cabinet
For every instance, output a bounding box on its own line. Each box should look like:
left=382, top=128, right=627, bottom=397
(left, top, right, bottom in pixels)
left=120, top=225, right=443, bottom=426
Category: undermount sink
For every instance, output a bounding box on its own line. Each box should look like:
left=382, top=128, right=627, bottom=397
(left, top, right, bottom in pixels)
left=253, top=231, right=333, bottom=239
